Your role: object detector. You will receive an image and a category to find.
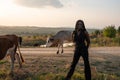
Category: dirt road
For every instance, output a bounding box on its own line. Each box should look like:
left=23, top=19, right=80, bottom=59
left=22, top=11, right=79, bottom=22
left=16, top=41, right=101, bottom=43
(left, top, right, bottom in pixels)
left=20, top=47, right=120, bottom=55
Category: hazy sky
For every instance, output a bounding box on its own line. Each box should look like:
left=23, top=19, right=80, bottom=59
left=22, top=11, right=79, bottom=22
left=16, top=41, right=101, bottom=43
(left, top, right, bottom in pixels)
left=0, top=0, right=120, bottom=29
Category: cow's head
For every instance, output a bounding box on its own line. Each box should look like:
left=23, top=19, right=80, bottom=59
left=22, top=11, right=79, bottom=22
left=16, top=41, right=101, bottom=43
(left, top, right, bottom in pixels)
left=46, top=37, right=54, bottom=47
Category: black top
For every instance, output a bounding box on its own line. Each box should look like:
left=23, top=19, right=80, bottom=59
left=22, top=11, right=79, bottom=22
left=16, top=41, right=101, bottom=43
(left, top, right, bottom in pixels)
left=73, top=30, right=87, bottom=48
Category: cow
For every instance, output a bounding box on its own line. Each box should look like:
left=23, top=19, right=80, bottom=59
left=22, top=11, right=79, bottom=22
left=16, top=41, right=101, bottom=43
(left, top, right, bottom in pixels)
left=0, top=34, right=24, bottom=74
left=46, top=30, right=73, bottom=54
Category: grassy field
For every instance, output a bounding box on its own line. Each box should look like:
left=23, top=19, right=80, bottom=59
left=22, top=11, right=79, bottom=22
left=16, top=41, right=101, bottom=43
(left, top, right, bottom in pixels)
left=0, top=47, right=120, bottom=80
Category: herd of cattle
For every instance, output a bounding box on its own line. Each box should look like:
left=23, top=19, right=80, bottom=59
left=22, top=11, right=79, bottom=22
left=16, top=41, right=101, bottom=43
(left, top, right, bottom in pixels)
left=0, top=30, right=73, bottom=74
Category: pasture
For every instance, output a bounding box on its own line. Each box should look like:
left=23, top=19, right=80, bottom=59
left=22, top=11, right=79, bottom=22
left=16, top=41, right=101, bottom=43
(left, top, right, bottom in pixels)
left=0, top=47, right=120, bottom=80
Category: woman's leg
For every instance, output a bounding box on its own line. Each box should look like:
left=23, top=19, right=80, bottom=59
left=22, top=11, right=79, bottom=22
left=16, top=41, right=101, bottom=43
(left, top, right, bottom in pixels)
left=82, top=50, right=91, bottom=80
left=65, top=49, right=80, bottom=80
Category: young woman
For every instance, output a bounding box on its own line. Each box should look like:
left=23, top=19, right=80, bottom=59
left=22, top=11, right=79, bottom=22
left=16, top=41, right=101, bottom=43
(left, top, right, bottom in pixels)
left=65, top=20, right=91, bottom=80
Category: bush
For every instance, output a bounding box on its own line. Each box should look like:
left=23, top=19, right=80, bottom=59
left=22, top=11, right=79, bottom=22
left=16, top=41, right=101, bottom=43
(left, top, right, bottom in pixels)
left=117, top=26, right=120, bottom=36
left=103, top=26, right=116, bottom=38
left=22, top=40, right=46, bottom=47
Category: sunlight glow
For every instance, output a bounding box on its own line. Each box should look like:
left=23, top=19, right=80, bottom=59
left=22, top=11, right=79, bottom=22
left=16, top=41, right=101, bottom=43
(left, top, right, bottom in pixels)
left=0, top=0, right=14, bottom=16
left=0, top=0, right=119, bottom=28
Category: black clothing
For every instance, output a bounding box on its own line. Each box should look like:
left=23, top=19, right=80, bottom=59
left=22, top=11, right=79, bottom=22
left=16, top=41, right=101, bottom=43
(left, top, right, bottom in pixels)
left=65, top=30, right=91, bottom=80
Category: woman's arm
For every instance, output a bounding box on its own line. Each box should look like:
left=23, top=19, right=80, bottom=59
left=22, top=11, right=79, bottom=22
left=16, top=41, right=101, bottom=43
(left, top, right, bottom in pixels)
left=85, top=31, right=90, bottom=49
left=72, top=31, right=76, bottom=42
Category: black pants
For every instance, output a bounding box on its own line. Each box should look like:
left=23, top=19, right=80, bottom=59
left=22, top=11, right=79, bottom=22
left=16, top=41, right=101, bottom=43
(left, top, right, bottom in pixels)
left=65, top=47, right=91, bottom=80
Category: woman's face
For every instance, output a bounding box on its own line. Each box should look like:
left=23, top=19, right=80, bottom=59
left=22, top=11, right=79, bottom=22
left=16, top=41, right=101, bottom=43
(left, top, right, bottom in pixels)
left=77, top=21, right=84, bottom=30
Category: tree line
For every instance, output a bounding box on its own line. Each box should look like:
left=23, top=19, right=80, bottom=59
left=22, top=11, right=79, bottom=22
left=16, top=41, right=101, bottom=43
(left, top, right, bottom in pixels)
left=90, top=26, right=120, bottom=46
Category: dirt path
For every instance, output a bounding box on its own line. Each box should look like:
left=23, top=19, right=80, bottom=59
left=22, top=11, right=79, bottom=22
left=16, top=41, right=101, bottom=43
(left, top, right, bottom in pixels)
left=19, top=47, right=120, bottom=55
left=18, top=47, right=120, bottom=62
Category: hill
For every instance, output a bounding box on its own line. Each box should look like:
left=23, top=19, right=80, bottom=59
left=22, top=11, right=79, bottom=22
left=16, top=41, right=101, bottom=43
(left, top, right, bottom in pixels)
left=0, top=26, right=97, bottom=36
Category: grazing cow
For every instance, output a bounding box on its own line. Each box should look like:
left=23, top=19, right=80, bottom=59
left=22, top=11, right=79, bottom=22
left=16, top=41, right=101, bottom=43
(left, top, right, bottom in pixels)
left=0, top=35, right=24, bottom=73
left=46, top=30, right=73, bottom=54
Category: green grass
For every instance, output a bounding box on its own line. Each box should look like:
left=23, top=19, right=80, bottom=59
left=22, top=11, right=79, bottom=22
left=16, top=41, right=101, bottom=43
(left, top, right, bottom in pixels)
left=26, top=73, right=120, bottom=80
left=0, top=71, right=119, bottom=80
left=0, top=60, right=8, bottom=64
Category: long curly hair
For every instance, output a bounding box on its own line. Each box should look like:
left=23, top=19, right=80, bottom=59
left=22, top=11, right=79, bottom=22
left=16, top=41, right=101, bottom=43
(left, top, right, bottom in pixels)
left=75, top=20, right=86, bottom=32
left=72, top=20, right=87, bottom=42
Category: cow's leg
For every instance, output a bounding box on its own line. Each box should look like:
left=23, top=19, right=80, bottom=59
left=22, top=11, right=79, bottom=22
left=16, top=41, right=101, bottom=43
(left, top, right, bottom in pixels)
left=14, top=47, right=17, bottom=61
left=15, top=53, right=22, bottom=68
left=10, top=52, right=15, bottom=74
left=57, top=44, right=60, bottom=54
left=61, top=44, right=64, bottom=54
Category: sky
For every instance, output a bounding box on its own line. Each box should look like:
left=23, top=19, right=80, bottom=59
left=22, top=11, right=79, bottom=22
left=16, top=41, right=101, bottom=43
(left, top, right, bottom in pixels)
left=0, top=0, right=120, bottom=29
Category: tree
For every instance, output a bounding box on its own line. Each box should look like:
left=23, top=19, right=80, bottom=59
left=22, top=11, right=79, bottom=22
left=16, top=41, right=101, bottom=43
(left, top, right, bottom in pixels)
left=117, top=26, right=120, bottom=36
left=103, top=25, right=116, bottom=38
left=94, top=30, right=101, bottom=36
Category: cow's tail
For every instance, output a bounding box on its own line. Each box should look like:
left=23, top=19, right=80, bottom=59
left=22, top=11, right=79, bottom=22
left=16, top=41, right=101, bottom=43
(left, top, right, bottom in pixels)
left=18, top=45, right=24, bottom=63
left=18, top=37, right=22, bottom=46
left=18, top=37, right=24, bottom=63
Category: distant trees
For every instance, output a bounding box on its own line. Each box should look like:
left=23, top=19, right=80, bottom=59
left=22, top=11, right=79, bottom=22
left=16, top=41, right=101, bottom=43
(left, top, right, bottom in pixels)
left=103, top=26, right=116, bottom=38
left=22, top=34, right=49, bottom=47
left=94, top=30, right=101, bottom=36
left=117, top=26, right=120, bottom=36
left=90, top=25, right=120, bottom=46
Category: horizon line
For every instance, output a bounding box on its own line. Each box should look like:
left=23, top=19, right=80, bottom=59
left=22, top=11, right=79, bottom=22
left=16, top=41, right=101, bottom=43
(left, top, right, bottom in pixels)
left=0, top=25, right=103, bottom=30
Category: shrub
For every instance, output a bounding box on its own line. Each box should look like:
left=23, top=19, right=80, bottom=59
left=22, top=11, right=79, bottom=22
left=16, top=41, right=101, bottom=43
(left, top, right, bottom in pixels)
left=103, top=26, right=116, bottom=38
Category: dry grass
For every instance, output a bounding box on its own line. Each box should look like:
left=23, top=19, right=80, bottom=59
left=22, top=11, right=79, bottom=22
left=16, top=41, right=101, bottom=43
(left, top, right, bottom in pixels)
left=0, top=47, right=120, bottom=80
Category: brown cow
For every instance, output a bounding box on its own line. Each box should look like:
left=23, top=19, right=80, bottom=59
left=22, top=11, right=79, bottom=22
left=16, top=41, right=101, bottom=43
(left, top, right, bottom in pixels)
left=0, top=34, right=24, bottom=73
